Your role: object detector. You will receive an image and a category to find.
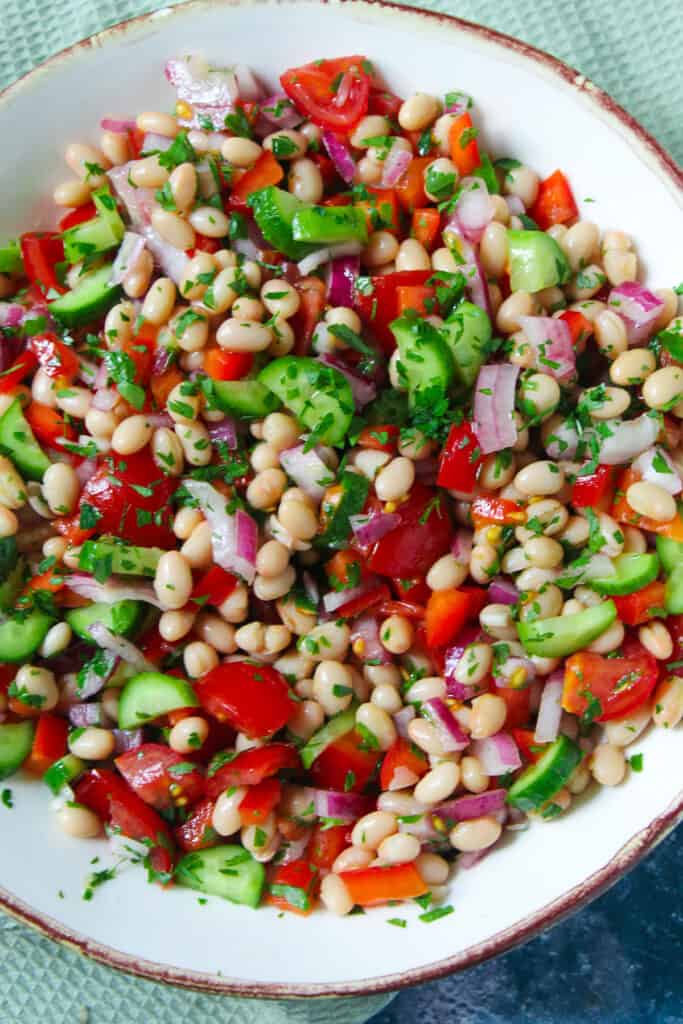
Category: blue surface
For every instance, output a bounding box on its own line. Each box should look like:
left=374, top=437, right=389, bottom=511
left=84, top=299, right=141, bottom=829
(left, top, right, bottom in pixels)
left=370, top=828, right=682, bottom=1024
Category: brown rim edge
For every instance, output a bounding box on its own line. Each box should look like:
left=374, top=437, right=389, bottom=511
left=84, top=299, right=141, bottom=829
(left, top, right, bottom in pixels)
left=0, top=0, right=681, bottom=999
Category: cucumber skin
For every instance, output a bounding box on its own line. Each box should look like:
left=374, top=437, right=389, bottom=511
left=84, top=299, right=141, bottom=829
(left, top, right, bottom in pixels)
left=0, top=721, right=35, bottom=781
left=518, top=601, right=616, bottom=658
left=176, top=846, right=265, bottom=908
left=300, top=707, right=356, bottom=769
left=0, top=398, right=50, bottom=481
left=0, top=610, right=54, bottom=662
left=590, top=553, right=660, bottom=596
left=118, top=671, right=199, bottom=729
left=507, top=735, right=582, bottom=812
left=65, top=600, right=142, bottom=644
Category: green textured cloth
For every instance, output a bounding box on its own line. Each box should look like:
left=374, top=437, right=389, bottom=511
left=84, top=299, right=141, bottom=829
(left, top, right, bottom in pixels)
left=0, top=3, right=681, bottom=1022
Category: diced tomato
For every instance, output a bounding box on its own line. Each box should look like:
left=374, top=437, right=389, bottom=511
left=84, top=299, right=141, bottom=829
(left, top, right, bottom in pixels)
left=558, top=309, right=592, bottom=349
left=203, top=347, right=254, bottom=381
left=127, top=126, right=146, bottom=160
left=511, top=728, right=546, bottom=764
left=497, top=685, right=532, bottom=729
left=396, top=284, right=436, bottom=317
left=339, top=862, right=428, bottom=906
left=378, top=598, right=426, bottom=620
left=367, top=89, right=403, bottom=119
left=174, top=798, right=218, bottom=852
left=150, top=365, right=184, bottom=409
left=571, top=465, right=616, bottom=512
left=392, top=576, right=431, bottom=605
left=190, top=566, right=238, bottom=609
left=529, top=170, right=578, bottom=231
left=437, top=421, right=484, bottom=494
left=310, top=731, right=381, bottom=793
left=353, top=268, right=432, bottom=353
left=71, top=451, right=178, bottom=547
left=19, top=568, right=66, bottom=606
left=229, top=150, right=283, bottom=209
left=58, top=203, right=97, bottom=231
left=206, top=743, right=300, bottom=800
left=380, top=736, right=428, bottom=791
left=0, top=350, right=39, bottom=393
left=471, top=495, right=526, bottom=528
left=75, top=768, right=174, bottom=879
left=613, top=581, right=668, bottom=626
left=667, top=614, right=683, bottom=663
left=368, top=484, right=452, bottom=578
left=307, top=823, right=349, bottom=870
left=24, top=714, right=69, bottom=775
left=281, top=56, right=374, bottom=131
left=425, top=588, right=475, bottom=648
left=562, top=639, right=660, bottom=721
left=357, top=424, right=400, bottom=453
left=137, top=624, right=176, bottom=667
left=355, top=187, right=400, bottom=235
left=239, top=778, right=281, bottom=826
left=410, top=207, right=441, bottom=251
left=291, top=276, right=326, bottom=355
left=192, top=235, right=221, bottom=254
left=396, top=156, right=432, bottom=212
left=612, top=468, right=683, bottom=541
left=29, top=333, right=80, bottom=381
left=449, top=113, right=480, bottom=176
left=122, top=330, right=155, bottom=388
left=336, top=583, right=391, bottom=620
left=267, top=859, right=318, bottom=916
left=20, top=233, right=67, bottom=296
left=195, top=662, right=296, bottom=739
left=325, top=548, right=368, bottom=590
left=25, top=402, right=77, bottom=452
left=115, top=743, right=205, bottom=811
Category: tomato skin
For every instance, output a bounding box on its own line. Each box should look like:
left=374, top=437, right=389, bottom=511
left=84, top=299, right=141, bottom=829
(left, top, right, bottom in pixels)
left=558, top=309, right=592, bottom=349
left=529, top=169, right=578, bottom=230
left=353, top=269, right=432, bottom=353
left=206, top=743, right=300, bottom=800
left=25, top=402, right=76, bottom=451
left=571, top=465, right=616, bottom=512
left=281, top=56, right=372, bottom=130
left=267, top=859, right=318, bottom=915
left=238, top=778, right=281, bottom=826
left=25, top=714, right=69, bottom=775
left=411, top=207, right=441, bottom=250
left=30, top=333, right=80, bottom=381
left=335, top=583, right=391, bottom=620
left=562, top=640, right=659, bottom=721
left=471, top=495, right=526, bottom=528
left=190, top=566, right=238, bottom=609
left=174, top=798, right=218, bottom=852
left=74, top=451, right=178, bottom=548
left=612, top=468, right=683, bottom=542
left=115, top=743, right=205, bottom=811
left=380, top=737, right=428, bottom=791
left=0, top=351, right=39, bottom=393
left=396, top=284, right=436, bottom=317
left=309, top=731, right=380, bottom=793
left=20, top=232, right=66, bottom=296
left=74, top=768, right=174, bottom=878
left=613, top=582, right=667, bottom=627
left=291, top=276, right=326, bottom=356
left=425, top=588, right=473, bottom=647
left=437, top=421, right=484, bottom=493
left=396, top=156, right=433, bottom=212
left=325, top=548, right=368, bottom=590
left=58, top=203, right=97, bottom=231
left=204, top=348, right=254, bottom=381
left=307, top=823, right=350, bottom=870
left=195, top=662, right=296, bottom=739
left=357, top=424, right=400, bottom=453
left=392, top=576, right=431, bottom=605
left=339, top=862, right=428, bottom=906
left=367, top=484, right=452, bottom=579
left=229, top=150, right=283, bottom=209
left=497, top=685, right=532, bottom=729
left=367, top=89, right=402, bottom=119
left=511, top=728, right=546, bottom=764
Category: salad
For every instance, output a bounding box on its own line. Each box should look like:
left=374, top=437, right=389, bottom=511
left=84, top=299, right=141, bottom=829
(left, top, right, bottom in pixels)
left=0, top=52, right=681, bottom=920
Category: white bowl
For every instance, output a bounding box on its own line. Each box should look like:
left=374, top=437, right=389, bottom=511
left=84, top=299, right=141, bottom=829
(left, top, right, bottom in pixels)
left=0, top=0, right=681, bottom=998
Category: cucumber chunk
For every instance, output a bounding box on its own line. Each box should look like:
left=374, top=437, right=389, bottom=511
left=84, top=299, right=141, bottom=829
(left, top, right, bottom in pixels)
left=212, top=380, right=281, bottom=419
left=176, top=845, right=265, bottom=908
left=507, top=230, right=570, bottom=292
left=248, top=186, right=316, bottom=261
left=49, top=264, right=122, bottom=329
left=590, top=552, right=660, bottom=596
left=300, top=707, right=357, bottom=770
left=391, top=315, right=454, bottom=404
left=258, top=356, right=354, bottom=446
left=292, top=205, right=368, bottom=245
left=118, top=671, right=199, bottom=729
left=0, top=398, right=50, bottom=481
left=507, top=735, right=583, bottom=812
left=517, top=601, right=616, bottom=658
left=78, top=539, right=164, bottom=578
left=65, top=600, right=142, bottom=643
left=0, top=609, right=54, bottom=662
left=0, top=721, right=35, bottom=781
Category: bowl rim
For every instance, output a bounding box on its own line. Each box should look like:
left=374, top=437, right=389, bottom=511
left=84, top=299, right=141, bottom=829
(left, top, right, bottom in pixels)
left=0, top=0, right=681, bottom=999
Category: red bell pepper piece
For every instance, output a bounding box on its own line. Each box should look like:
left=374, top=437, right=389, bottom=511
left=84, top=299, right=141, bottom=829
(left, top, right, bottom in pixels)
left=396, top=156, right=433, bottom=211
left=529, top=170, right=578, bottom=230
left=29, top=333, right=80, bottom=381
left=25, top=402, right=77, bottom=452
left=380, top=736, right=428, bottom=791
left=425, top=588, right=475, bottom=648
left=357, top=424, right=400, bottom=453
left=411, top=207, right=441, bottom=251
left=449, top=113, right=480, bottom=176
left=511, top=728, right=546, bottom=764
left=58, top=203, right=97, bottom=231
left=571, top=465, right=616, bottom=512
left=0, top=350, right=39, bottom=393
left=309, top=731, right=381, bottom=794
left=190, top=566, right=238, bottom=609
left=355, top=187, right=400, bottom=235
left=267, top=859, right=319, bottom=916
left=307, top=823, right=350, bottom=870
left=203, top=348, right=254, bottom=381
left=613, top=581, right=668, bottom=626
left=437, top=421, right=484, bottom=493
left=339, top=862, right=428, bottom=906
left=396, top=284, right=436, bottom=317
left=335, top=583, right=391, bottom=620
left=238, top=777, right=281, bottom=826
left=353, top=269, right=432, bottom=353
left=206, top=743, right=300, bottom=800
left=497, top=685, right=531, bottom=729
left=471, top=495, right=526, bottom=528
left=229, top=150, right=284, bottom=209
left=24, top=714, right=69, bottom=775
left=558, top=309, right=592, bottom=348
left=367, top=484, right=452, bottom=578
left=20, top=233, right=67, bottom=296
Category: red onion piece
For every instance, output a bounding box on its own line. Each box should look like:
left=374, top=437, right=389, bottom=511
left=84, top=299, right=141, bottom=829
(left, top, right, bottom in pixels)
left=278, top=828, right=313, bottom=865
left=473, top=363, right=519, bottom=454
left=69, top=702, right=104, bottom=727
left=397, top=813, right=440, bottom=842
left=423, top=698, right=469, bottom=752
left=632, top=446, right=682, bottom=495
left=280, top=444, right=335, bottom=502
left=444, top=624, right=483, bottom=700
left=435, top=788, right=507, bottom=823
left=0, top=304, right=26, bottom=330
left=488, top=577, right=518, bottom=605
left=504, top=195, right=525, bottom=216
left=393, top=705, right=416, bottom=739
left=258, top=93, right=302, bottom=131
left=165, top=56, right=238, bottom=108
left=326, top=255, right=360, bottom=308
left=312, top=789, right=374, bottom=821
left=451, top=529, right=473, bottom=564
left=145, top=412, right=174, bottom=430
left=76, top=650, right=119, bottom=699
left=141, top=132, right=174, bottom=155
left=182, top=480, right=258, bottom=584
left=534, top=670, right=565, bottom=743
left=323, top=580, right=373, bottom=614
left=381, top=146, right=412, bottom=187
left=88, top=623, right=155, bottom=672
left=151, top=344, right=173, bottom=376
left=91, top=388, right=118, bottom=412
left=322, top=131, right=356, bottom=184
left=471, top=732, right=521, bottom=775
left=454, top=177, right=492, bottom=244
left=519, top=315, right=575, bottom=383
left=234, top=65, right=264, bottom=102
left=68, top=573, right=163, bottom=609
left=113, top=728, right=144, bottom=754
left=208, top=419, right=238, bottom=449
left=302, top=571, right=320, bottom=608
left=443, top=92, right=472, bottom=115
left=459, top=842, right=500, bottom=869
left=465, top=253, right=493, bottom=319
left=110, top=232, right=146, bottom=286
left=350, top=613, right=391, bottom=664
left=297, top=241, right=363, bottom=277
left=100, top=117, right=137, bottom=134
left=316, top=354, right=377, bottom=409
left=596, top=413, right=661, bottom=465
left=609, top=282, right=664, bottom=344
left=349, top=510, right=401, bottom=546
